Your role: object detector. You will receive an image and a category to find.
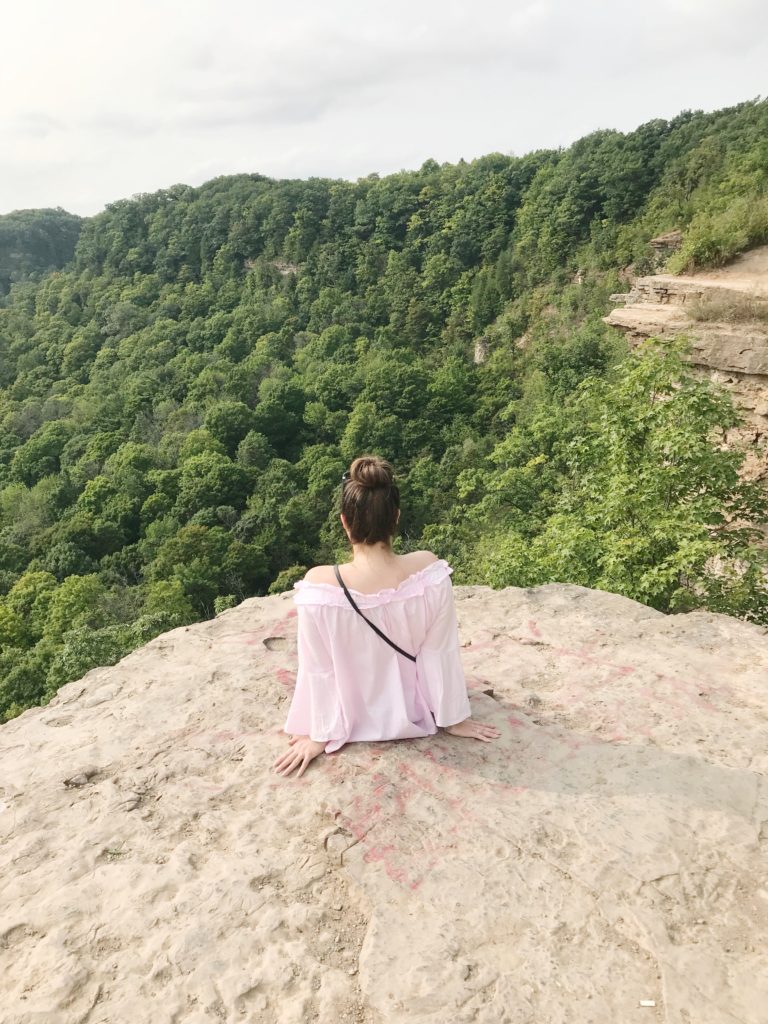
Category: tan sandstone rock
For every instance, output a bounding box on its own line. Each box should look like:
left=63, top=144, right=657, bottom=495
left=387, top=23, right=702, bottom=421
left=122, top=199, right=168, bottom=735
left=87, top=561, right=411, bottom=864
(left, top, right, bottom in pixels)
left=2, top=584, right=768, bottom=1024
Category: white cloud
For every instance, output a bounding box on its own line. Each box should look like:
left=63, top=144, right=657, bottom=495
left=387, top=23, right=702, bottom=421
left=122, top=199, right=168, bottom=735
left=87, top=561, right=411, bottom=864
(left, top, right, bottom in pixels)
left=1, top=0, right=766, bottom=214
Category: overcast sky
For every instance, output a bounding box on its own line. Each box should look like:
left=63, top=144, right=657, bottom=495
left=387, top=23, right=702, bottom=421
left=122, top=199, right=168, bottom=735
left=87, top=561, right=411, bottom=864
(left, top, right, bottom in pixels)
left=2, top=0, right=766, bottom=216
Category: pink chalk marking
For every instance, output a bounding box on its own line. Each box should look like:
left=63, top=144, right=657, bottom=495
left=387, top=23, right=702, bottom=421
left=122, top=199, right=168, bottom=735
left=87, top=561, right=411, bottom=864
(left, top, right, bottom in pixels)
left=340, top=796, right=380, bottom=840
left=458, top=625, right=730, bottom=731
left=222, top=610, right=302, bottom=647
left=461, top=638, right=500, bottom=653
left=551, top=645, right=636, bottom=677
left=272, top=609, right=300, bottom=631
left=215, top=631, right=259, bottom=646
left=623, top=672, right=721, bottom=719
left=466, top=675, right=492, bottom=690
left=363, top=842, right=396, bottom=863
left=397, top=760, right=468, bottom=814
left=363, top=843, right=426, bottom=890
left=655, top=670, right=722, bottom=712
left=274, top=668, right=295, bottom=690
left=395, top=781, right=419, bottom=817
left=507, top=716, right=526, bottom=728
left=334, top=752, right=547, bottom=892
left=418, top=748, right=455, bottom=776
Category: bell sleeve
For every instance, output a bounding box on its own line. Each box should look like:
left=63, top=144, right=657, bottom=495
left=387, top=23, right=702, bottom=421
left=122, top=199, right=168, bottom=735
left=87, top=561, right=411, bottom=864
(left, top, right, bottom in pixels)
left=284, top=604, right=347, bottom=753
left=415, top=576, right=472, bottom=728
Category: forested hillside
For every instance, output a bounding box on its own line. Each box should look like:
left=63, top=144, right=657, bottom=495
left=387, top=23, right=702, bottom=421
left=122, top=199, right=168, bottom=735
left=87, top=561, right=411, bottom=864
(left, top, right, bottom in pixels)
left=1, top=98, right=767, bottom=720
left=0, top=208, right=83, bottom=297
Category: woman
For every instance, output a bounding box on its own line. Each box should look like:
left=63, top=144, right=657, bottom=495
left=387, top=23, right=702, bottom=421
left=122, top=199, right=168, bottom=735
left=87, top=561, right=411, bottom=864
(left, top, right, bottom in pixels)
left=273, top=455, right=500, bottom=777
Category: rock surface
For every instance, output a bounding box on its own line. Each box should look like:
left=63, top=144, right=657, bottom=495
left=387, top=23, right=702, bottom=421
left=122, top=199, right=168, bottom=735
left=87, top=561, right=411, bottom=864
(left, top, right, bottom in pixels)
left=2, top=584, right=768, bottom=1024
left=604, top=246, right=768, bottom=481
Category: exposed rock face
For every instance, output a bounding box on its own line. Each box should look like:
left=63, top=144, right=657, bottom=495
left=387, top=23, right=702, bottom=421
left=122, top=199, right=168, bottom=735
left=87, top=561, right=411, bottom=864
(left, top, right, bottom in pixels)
left=2, top=584, right=768, bottom=1023
left=473, top=336, right=489, bottom=364
left=648, top=229, right=683, bottom=270
left=243, top=258, right=299, bottom=275
left=605, top=246, right=768, bottom=480
left=271, top=259, right=299, bottom=276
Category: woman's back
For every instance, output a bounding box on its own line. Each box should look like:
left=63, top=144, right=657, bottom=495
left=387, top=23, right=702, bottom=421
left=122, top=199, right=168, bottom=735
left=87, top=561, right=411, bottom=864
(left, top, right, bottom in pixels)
left=286, top=557, right=471, bottom=752
left=302, top=549, right=439, bottom=595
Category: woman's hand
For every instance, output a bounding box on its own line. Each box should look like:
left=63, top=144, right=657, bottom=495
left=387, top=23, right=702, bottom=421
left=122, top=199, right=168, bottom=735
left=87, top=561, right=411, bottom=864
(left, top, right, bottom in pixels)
left=443, top=718, right=500, bottom=742
left=272, top=735, right=327, bottom=777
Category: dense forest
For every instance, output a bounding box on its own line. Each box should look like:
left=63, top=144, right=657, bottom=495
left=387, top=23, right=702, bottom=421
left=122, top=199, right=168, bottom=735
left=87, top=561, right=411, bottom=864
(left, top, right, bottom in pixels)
left=1, top=98, right=767, bottom=720
left=0, top=208, right=83, bottom=297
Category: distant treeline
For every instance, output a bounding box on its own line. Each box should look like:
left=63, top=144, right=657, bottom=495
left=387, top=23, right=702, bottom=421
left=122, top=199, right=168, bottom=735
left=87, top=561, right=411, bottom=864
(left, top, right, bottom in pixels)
left=0, top=208, right=83, bottom=296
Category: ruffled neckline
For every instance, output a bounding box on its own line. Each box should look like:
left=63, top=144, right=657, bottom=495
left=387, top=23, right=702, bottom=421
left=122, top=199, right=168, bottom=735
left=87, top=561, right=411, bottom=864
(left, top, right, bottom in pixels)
left=292, top=558, right=453, bottom=608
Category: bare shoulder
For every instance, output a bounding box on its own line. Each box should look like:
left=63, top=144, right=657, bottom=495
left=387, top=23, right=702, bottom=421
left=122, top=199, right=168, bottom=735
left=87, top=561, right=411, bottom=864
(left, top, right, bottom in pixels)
left=303, top=565, right=337, bottom=585
left=403, top=549, right=440, bottom=572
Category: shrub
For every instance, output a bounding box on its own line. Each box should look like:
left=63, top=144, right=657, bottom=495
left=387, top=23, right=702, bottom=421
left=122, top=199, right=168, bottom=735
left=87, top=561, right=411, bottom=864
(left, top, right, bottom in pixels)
left=668, top=196, right=768, bottom=272
left=688, top=291, right=768, bottom=324
left=268, top=565, right=307, bottom=594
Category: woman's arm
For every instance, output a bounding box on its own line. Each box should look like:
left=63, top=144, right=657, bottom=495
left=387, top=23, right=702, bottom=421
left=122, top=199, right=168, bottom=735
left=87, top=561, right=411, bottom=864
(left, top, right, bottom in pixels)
left=417, top=578, right=500, bottom=743
left=275, top=604, right=345, bottom=776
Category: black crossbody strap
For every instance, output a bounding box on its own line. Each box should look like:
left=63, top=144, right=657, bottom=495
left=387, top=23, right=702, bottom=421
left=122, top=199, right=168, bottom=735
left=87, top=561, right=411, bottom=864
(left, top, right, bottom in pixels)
left=333, top=564, right=417, bottom=662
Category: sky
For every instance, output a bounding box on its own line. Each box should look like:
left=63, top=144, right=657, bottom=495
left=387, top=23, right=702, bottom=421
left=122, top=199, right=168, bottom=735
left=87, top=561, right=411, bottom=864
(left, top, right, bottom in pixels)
left=2, top=0, right=767, bottom=216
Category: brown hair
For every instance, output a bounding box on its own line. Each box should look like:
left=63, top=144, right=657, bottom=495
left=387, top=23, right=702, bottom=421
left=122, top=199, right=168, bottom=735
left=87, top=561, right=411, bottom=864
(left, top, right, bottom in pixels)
left=340, top=455, right=400, bottom=545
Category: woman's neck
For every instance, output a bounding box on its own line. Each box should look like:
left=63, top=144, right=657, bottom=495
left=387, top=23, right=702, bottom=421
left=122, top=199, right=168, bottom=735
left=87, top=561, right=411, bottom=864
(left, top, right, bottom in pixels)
left=348, top=541, right=397, bottom=568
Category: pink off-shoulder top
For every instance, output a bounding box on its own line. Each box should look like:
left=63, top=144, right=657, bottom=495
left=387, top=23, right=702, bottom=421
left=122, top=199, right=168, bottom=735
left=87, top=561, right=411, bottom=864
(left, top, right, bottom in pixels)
left=284, top=559, right=471, bottom=752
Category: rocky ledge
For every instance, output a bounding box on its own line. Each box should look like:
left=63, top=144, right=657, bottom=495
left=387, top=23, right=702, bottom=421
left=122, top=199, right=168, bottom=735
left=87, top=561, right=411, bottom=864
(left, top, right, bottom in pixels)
left=2, top=583, right=768, bottom=1023
left=604, top=246, right=768, bottom=480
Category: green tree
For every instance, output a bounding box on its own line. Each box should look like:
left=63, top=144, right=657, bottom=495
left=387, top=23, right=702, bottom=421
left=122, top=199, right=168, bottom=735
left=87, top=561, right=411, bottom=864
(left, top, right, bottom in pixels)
left=10, top=421, right=73, bottom=486
left=148, top=524, right=231, bottom=613
left=204, top=400, right=255, bottom=455
left=175, top=452, right=251, bottom=519
left=45, top=574, right=112, bottom=643
left=477, top=338, right=768, bottom=620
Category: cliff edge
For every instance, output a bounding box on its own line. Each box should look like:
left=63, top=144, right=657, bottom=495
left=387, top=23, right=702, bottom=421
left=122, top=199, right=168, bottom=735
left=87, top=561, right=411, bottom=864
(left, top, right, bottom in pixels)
left=2, top=584, right=768, bottom=1024
left=604, top=245, right=768, bottom=482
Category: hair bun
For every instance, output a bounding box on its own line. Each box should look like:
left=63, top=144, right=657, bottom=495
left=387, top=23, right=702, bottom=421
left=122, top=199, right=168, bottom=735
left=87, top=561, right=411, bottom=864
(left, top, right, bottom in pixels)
left=349, top=455, right=394, bottom=490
